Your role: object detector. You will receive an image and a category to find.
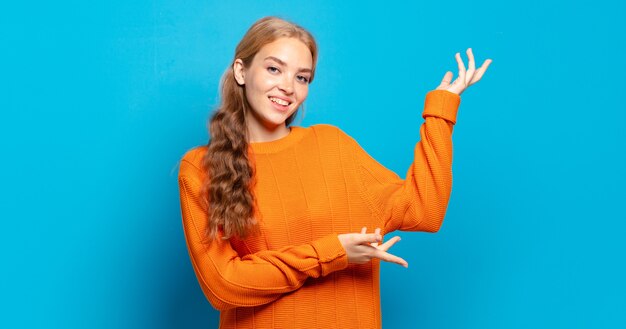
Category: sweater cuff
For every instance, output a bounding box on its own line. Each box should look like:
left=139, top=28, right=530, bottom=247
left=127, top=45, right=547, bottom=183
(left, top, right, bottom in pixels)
left=422, top=90, right=461, bottom=124
left=311, top=234, right=348, bottom=276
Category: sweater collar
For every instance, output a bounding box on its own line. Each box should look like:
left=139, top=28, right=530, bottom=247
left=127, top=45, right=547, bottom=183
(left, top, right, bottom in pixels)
left=248, top=126, right=307, bottom=154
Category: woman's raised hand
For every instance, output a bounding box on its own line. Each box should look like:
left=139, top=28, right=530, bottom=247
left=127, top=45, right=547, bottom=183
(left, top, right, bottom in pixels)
left=436, top=48, right=492, bottom=95
left=338, top=227, right=408, bottom=268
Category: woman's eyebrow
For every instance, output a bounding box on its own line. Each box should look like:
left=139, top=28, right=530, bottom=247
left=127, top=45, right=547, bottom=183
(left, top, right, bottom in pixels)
left=264, top=56, right=312, bottom=73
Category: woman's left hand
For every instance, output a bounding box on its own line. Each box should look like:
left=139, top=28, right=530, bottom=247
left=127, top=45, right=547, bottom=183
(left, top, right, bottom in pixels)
left=436, top=48, right=492, bottom=95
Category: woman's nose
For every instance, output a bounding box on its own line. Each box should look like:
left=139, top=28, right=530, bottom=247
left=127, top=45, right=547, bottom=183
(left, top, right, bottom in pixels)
left=278, top=75, right=294, bottom=94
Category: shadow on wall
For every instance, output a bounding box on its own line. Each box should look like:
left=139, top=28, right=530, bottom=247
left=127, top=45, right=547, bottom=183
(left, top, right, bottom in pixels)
left=151, top=180, right=221, bottom=329
left=165, top=262, right=220, bottom=328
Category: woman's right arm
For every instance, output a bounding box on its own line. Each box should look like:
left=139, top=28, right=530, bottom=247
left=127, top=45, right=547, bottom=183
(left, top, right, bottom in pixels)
left=179, top=156, right=349, bottom=311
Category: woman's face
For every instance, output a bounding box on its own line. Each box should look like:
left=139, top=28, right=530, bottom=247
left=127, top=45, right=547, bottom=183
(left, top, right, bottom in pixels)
left=234, top=37, right=312, bottom=139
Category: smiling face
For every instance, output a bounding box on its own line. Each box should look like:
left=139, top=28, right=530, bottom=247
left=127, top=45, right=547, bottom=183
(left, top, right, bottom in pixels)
left=233, top=37, right=313, bottom=142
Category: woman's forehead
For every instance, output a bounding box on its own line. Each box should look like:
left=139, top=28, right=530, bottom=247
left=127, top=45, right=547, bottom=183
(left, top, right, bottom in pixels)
left=255, top=37, right=312, bottom=69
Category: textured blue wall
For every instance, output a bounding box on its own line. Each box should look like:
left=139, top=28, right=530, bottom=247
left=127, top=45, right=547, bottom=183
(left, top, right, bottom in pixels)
left=2, top=0, right=625, bottom=328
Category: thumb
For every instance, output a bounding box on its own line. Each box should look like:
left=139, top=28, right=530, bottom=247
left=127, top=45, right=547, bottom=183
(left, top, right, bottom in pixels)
left=436, top=71, right=453, bottom=90
left=377, top=236, right=401, bottom=252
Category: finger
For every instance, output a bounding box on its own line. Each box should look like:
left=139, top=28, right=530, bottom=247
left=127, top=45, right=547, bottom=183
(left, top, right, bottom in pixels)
left=373, top=249, right=409, bottom=268
left=465, top=48, right=476, bottom=84
left=371, top=228, right=381, bottom=247
left=467, top=48, right=476, bottom=72
left=454, top=52, right=466, bottom=86
left=360, top=227, right=367, bottom=234
left=357, top=232, right=382, bottom=245
left=469, top=59, right=492, bottom=85
left=377, top=236, right=401, bottom=252
left=435, top=71, right=454, bottom=90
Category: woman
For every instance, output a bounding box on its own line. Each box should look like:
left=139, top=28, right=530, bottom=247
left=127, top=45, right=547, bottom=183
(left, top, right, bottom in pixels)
left=178, top=16, right=491, bottom=328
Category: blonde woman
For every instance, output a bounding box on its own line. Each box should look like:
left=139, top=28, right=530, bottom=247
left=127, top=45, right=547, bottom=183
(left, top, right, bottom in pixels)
left=178, top=16, right=491, bottom=328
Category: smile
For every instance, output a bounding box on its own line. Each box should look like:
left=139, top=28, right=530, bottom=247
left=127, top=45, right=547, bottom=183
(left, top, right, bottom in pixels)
left=269, top=96, right=291, bottom=106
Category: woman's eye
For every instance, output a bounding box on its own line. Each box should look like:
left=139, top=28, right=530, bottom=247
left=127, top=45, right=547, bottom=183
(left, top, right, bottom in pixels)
left=297, top=75, right=310, bottom=84
left=267, top=66, right=279, bottom=73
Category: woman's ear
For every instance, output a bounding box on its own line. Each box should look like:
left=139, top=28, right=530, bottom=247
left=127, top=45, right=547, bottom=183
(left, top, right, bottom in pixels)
left=233, top=59, right=245, bottom=85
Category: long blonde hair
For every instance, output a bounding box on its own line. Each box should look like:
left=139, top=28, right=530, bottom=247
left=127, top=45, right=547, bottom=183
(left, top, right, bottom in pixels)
left=203, top=16, right=318, bottom=240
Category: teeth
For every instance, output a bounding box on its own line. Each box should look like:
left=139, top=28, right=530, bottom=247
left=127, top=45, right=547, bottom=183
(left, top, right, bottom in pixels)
left=270, top=97, right=290, bottom=106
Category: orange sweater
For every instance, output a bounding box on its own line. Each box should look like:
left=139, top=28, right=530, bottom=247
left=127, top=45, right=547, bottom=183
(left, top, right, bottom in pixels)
left=178, top=90, right=460, bottom=328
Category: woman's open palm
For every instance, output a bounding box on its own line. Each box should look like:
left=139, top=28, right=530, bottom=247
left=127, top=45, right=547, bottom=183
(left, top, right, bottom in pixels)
left=338, top=227, right=408, bottom=268
left=436, top=48, right=492, bottom=95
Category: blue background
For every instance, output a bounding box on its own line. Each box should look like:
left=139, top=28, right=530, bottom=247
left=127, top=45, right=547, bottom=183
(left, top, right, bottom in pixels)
left=2, top=0, right=625, bottom=328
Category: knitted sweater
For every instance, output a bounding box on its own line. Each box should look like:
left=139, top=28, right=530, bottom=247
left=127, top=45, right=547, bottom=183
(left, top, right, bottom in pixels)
left=178, top=89, right=460, bottom=328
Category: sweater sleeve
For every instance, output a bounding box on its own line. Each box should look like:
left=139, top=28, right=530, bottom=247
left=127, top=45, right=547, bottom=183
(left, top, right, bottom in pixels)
left=178, top=156, right=348, bottom=311
left=347, top=89, right=460, bottom=234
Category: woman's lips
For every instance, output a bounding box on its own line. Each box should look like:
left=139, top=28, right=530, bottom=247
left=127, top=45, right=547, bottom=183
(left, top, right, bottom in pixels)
left=268, top=96, right=291, bottom=112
